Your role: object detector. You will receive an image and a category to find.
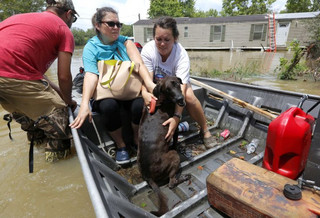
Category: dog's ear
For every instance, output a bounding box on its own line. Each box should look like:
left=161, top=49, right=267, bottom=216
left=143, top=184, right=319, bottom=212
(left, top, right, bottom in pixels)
left=153, top=84, right=161, bottom=98
left=177, top=77, right=183, bottom=84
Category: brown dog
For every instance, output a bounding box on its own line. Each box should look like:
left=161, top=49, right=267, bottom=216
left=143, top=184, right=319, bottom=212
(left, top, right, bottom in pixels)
left=138, top=76, right=191, bottom=216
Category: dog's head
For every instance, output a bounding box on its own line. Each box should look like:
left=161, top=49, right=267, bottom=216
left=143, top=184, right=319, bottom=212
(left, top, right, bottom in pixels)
left=153, top=76, right=186, bottom=107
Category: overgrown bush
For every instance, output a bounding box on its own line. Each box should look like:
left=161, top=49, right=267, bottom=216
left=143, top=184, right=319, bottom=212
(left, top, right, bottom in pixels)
left=304, top=15, right=320, bottom=81
left=229, top=61, right=260, bottom=80
left=196, top=68, right=223, bottom=77
left=275, top=40, right=307, bottom=80
left=193, top=61, right=259, bottom=81
left=72, top=28, right=96, bottom=46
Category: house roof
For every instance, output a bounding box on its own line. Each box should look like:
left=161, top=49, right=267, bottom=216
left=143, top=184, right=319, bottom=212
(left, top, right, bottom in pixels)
left=133, top=11, right=320, bottom=26
left=275, top=11, right=320, bottom=20
left=133, top=14, right=267, bottom=25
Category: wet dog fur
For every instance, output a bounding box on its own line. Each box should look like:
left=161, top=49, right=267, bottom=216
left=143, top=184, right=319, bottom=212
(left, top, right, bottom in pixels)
left=138, top=76, right=191, bottom=216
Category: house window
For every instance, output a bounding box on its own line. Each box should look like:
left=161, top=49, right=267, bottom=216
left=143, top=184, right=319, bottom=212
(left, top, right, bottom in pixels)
left=144, top=27, right=153, bottom=43
left=210, top=25, right=226, bottom=42
left=253, top=24, right=263, bottom=40
left=184, top=26, right=188, bottom=37
left=214, top=26, right=222, bottom=40
left=249, top=24, right=267, bottom=41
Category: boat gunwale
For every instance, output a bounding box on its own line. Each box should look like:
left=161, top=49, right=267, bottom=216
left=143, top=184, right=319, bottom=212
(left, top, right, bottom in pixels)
left=71, top=76, right=320, bottom=217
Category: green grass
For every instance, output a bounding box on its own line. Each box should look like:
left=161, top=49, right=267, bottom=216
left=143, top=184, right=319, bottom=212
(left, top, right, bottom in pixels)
left=191, top=61, right=260, bottom=81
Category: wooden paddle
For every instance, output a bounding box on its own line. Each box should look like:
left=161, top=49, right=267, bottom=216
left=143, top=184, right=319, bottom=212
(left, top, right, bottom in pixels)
left=190, top=78, right=277, bottom=120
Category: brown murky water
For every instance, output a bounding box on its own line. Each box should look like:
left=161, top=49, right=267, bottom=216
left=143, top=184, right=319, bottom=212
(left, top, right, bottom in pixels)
left=190, top=50, right=286, bottom=75
left=1, top=49, right=319, bottom=217
left=0, top=48, right=95, bottom=218
left=189, top=50, right=320, bottom=96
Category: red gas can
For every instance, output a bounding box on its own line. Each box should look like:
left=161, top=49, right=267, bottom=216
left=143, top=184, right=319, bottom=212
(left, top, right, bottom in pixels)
left=263, top=107, right=314, bottom=179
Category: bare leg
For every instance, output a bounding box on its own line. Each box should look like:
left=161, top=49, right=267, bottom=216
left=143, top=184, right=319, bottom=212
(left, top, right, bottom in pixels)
left=185, top=85, right=211, bottom=138
left=108, top=128, right=126, bottom=149
left=109, top=127, right=131, bottom=164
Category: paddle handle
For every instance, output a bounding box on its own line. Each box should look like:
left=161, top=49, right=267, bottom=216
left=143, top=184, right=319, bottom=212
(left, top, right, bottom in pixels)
left=190, top=78, right=277, bottom=120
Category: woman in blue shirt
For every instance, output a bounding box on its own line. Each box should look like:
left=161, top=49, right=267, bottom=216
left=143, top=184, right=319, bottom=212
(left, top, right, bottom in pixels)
left=70, top=7, right=155, bottom=165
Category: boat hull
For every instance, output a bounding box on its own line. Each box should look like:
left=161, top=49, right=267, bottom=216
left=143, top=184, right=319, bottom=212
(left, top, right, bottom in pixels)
left=70, top=76, right=320, bottom=217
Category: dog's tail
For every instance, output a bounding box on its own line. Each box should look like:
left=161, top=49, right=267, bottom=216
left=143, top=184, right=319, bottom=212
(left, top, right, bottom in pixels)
left=148, top=178, right=169, bottom=217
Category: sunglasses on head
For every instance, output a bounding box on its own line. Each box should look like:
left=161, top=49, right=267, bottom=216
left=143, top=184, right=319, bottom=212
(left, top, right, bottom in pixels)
left=101, top=21, right=123, bottom=28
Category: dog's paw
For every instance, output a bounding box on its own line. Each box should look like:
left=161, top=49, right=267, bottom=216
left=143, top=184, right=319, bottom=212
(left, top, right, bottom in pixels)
left=169, top=174, right=192, bottom=188
left=180, top=173, right=191, bottom=182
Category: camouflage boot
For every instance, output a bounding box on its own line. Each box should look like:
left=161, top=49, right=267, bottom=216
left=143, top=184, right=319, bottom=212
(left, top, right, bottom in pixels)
left=35, top=107, right=73, bottom=162
left=45, top=139, right=71, bottom=162
left=27, top=129, right=47, bottom=146
left=11, top=112, right=48, bottom=145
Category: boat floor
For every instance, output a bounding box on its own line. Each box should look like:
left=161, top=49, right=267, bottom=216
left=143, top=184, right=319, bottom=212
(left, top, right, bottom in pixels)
left=110, top=120, right=264, bottom=216
left=72, top=77, right=320, bottom=217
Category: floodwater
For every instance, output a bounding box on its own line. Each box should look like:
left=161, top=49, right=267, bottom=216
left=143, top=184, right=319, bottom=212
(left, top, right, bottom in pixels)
left=189, top=50, right=320, bottom=95
left=0, top=49, right=95, bottom=218
left=1, top=48, right=320, bottom=217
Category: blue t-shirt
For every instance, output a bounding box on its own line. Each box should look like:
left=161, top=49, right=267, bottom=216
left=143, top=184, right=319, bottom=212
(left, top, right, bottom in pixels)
left=82, top=35, right=129, bottom=75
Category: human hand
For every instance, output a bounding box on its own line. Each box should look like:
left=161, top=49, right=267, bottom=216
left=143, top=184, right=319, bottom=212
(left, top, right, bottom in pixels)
left=162, top=116, right=180, bottom=142
left=69, top=104, right=91, bottom=129
left=142, top=90, right=157, bottom=107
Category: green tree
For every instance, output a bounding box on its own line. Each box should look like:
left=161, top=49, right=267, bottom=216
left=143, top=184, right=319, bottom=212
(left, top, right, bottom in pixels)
left=85, top=28, right=96, bottom=42
left=72, top=28, right=86, bottom=46
left=311, top=0, right=320, bottom=11
left=221, top=0, right=275, bottom=16
left=121, top=24, right=133, bottom=37
left=148, top=0, right=183, bottom=18
left=304, top=14, right=320, bottom=81
left=195, top=9, right=219, bottom=17
left=71, top=28, right=96, bottom=46
left=180, top=0, right=196, bottom=17
left=276, top=40, right=306, bottom=80
left=285, top=0, right=311, bottom=12
left=148, top=0, right=219, bottom=18
left=0, top=0, right=46, bottom=21
left=306, top=14, right=320, bottom=43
